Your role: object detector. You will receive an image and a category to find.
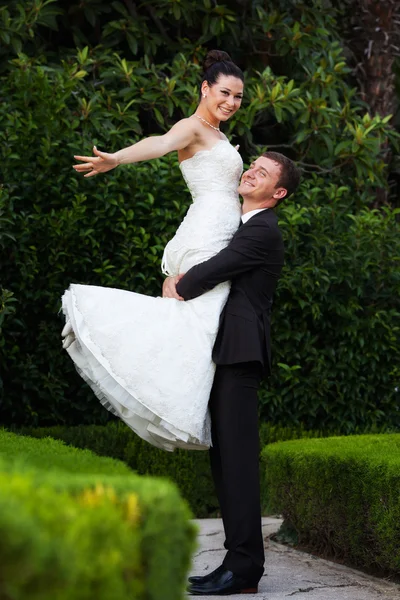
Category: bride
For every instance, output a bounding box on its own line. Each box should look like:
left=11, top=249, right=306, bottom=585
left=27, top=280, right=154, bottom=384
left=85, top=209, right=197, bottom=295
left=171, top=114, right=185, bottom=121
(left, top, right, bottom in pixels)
left=62, top=50, right=244, bottom=451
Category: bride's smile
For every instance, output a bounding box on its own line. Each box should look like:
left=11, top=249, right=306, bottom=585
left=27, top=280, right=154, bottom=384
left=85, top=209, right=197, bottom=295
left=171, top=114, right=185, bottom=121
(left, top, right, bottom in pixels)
left=199, top=74, right=243, bottom=127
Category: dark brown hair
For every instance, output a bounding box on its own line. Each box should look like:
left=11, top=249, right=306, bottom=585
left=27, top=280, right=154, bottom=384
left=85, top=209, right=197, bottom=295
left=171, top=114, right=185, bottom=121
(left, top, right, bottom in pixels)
left=201, top=50, right=244, bottom=95
left=262, top=151, right=301, bottom=203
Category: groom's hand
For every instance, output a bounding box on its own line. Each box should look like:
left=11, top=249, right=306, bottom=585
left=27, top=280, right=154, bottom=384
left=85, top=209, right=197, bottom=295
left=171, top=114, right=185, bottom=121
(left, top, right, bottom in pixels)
left=162, top=275, right=185, bottom=300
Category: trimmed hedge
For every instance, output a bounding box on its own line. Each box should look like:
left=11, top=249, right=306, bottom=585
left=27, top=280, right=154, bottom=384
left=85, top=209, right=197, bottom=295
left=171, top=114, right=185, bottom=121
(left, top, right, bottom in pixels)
left=0, top=430, right=196, bottom=600
left=16, top=421, right=393, bottom=517
left=18, top=422, right=218, bottom=518
left=262, top=434, right=400, bottom=575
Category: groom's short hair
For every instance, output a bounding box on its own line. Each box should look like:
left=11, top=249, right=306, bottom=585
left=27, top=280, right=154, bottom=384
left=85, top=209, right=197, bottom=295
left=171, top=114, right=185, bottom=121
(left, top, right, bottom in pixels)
left=262, top=151, right=301, bottom=203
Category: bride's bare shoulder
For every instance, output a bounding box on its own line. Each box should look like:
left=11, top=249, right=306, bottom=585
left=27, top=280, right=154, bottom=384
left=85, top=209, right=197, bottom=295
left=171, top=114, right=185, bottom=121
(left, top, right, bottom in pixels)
left=177, top=117, right=223, bottom=162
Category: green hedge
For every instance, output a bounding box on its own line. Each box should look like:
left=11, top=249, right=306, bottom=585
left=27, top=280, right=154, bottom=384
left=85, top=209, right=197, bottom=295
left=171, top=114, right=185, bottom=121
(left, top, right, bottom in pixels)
left=0, top=430, right=196, bottom=600
left=17, top=423, right=218, bottom=518
left=16, top=421, right=394, bottom=517
left=262, top=434, right=400, bottom=575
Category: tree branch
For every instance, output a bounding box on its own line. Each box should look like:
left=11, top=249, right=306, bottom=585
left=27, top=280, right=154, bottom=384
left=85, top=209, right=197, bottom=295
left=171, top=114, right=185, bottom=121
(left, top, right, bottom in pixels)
left=296, top=161, right=344, bottom=174
left=144, top=5, right=172, bottom=44
left=123, top=0, right=138, bottom=19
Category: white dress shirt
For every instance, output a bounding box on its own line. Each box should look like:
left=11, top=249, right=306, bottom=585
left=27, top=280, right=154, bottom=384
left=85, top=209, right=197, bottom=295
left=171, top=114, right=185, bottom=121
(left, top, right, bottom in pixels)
left=241, top=208, right=268, bottom=224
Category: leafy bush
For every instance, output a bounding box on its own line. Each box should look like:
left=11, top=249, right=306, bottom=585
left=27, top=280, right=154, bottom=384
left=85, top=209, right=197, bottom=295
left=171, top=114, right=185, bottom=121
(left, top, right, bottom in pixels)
left=262, top=201, right=400, bottom=431
left=0, top=1, right=399, bottom=431
left=0, top=430, right=196, bottom=600
left=262, top=434, right=400, bottom=575
left=18, top=423, right=217, bottom=517
left=15, top=421, right=394, bottom=517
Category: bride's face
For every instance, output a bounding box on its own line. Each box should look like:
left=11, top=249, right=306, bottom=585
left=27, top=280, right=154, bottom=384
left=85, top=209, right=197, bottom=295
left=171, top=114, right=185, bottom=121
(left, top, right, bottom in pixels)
left=201, top=75, right=243, bottom=122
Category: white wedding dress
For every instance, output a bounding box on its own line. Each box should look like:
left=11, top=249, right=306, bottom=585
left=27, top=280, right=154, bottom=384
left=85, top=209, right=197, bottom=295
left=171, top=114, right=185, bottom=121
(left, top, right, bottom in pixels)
left=62, top=140, right=242, bottom=451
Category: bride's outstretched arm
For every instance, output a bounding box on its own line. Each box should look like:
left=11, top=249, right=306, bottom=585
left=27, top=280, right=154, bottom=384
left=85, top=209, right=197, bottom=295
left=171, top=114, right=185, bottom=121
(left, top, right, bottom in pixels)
left=73, top=118, right=198, bottom=178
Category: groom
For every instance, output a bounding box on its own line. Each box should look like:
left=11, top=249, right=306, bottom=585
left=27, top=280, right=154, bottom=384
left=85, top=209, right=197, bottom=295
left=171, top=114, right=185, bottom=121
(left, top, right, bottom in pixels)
left=163, top=151, right=301, bottom=595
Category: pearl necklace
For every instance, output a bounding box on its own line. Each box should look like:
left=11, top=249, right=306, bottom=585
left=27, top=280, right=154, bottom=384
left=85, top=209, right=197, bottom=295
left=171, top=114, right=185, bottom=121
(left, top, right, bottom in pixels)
left=195, top=115, right=220, bottom=131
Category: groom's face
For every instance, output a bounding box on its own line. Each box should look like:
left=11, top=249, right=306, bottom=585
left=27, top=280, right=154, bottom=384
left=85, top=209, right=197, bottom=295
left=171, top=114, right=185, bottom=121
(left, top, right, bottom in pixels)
left=238, top=157, right=287, bottom=206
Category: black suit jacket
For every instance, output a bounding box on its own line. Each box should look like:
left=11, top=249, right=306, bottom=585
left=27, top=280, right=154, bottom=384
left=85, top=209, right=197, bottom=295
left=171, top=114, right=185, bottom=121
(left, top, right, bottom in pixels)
left=176, top=209, right=284, bottom=373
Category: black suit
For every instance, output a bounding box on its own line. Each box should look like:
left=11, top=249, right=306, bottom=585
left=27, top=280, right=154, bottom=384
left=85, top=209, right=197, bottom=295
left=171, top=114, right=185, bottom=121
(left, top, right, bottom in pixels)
left=177, top=209, right=284, bottom=583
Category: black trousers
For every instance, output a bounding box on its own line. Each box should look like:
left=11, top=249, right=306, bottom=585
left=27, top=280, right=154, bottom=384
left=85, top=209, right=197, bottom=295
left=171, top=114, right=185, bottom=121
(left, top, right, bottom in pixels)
left=209, top=362, right=264, bottom=583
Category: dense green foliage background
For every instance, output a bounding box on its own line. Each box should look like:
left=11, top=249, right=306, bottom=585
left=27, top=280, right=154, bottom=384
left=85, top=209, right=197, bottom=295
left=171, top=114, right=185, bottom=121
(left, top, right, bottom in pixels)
left=1, top=0, right=399, bottom=432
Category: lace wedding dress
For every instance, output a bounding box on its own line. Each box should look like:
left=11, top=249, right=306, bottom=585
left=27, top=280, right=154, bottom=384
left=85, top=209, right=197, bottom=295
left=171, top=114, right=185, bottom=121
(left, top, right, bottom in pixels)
left=62, top=140, right=242, bottom=451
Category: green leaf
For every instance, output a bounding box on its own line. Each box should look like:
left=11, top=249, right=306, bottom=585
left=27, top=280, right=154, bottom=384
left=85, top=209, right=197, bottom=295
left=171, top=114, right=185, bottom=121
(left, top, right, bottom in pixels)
left=334, top=140, right=351, bottom=156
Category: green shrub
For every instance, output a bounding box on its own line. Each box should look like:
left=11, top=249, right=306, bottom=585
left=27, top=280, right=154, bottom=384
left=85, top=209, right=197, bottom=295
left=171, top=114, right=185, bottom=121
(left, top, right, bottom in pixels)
left=1, top=1, right=399, bottom=433
left=0, top=430, right=196, bottom=600
left=18, top=423, right=218, bottom=517
left=16, top=422, right=394, bottom=517
left=262, top=202, right=400, bottom=431
left=262, top=434, right=400, bottom=574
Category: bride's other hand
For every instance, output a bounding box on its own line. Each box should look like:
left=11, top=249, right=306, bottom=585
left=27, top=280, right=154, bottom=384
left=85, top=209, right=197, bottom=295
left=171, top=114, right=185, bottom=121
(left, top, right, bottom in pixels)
left=73, top=146, right=118, bottom=178
left=163, top=275, right=185, bottom=300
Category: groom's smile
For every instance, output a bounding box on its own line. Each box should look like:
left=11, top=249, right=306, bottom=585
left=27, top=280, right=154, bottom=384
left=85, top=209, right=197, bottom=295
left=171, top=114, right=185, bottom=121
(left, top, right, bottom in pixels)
left=238, top=156, right=287, bottom=206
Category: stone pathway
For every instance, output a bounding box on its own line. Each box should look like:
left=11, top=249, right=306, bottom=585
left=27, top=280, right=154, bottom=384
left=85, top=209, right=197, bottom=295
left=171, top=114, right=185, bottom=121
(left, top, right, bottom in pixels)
left=188, top=518, right=400, bottom=599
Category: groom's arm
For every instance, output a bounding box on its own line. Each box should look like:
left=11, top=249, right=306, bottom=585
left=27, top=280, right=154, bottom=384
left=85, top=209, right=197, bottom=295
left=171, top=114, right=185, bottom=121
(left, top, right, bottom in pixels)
left=176, top=219, right=278, bottom=301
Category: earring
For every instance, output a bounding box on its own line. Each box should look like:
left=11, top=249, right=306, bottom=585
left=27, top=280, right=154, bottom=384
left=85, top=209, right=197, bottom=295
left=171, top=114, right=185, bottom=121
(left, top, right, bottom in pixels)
left=203, top=94, right=207, bottom=98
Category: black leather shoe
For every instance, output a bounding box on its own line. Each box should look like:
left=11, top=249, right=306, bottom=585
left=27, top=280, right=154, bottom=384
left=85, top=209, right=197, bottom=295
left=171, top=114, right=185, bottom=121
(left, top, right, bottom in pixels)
left=188, top=568, right=258, bottom=595
left=188, top=564, right=225, bottom=585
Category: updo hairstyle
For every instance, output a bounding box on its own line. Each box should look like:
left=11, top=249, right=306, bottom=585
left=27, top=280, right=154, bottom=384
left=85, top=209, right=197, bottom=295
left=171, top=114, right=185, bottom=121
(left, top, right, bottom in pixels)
left=200, top=50, right=244, bottom=95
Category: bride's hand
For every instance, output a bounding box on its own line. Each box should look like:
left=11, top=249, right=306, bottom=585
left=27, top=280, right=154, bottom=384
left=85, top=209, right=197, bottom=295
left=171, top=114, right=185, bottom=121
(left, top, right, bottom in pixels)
left=163, top=275, right=185, bottom=300
left=73, top=146, right=118, bottom=178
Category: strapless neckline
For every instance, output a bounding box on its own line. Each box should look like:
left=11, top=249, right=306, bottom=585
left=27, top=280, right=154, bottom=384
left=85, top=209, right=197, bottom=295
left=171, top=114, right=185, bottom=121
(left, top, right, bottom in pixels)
left=179, top=139, right=230, bottom=167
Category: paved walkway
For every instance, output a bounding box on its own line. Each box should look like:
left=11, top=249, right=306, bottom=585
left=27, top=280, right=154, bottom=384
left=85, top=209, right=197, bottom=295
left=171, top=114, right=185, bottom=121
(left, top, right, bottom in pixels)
left=188, top=518, right=400, bottom=599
